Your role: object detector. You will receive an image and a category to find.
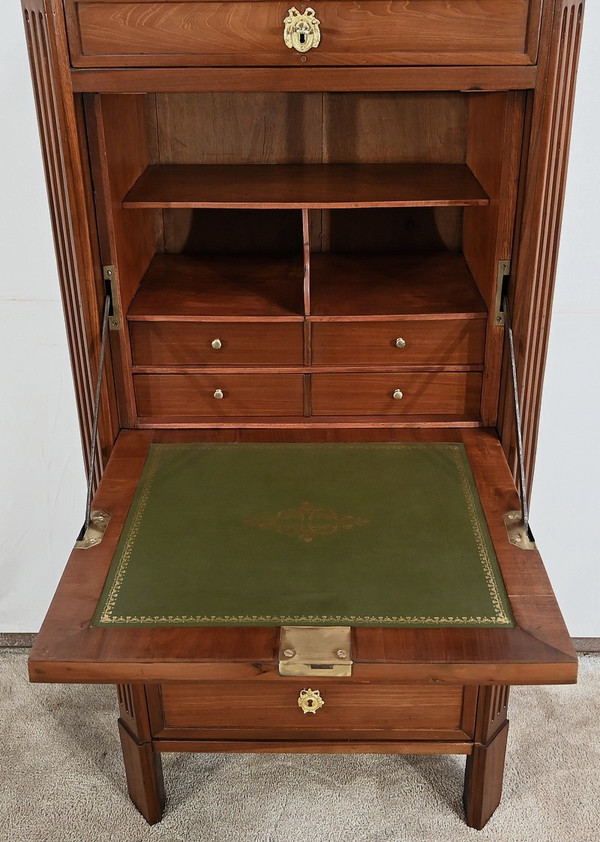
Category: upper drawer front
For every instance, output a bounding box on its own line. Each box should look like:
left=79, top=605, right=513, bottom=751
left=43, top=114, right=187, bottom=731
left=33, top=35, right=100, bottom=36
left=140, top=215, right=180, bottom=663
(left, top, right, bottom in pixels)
left=130, top=321, right=304, bottom=367
left=153, top=682, right=474, bottom=741
left=312, top=319, right=486, bottom=367
left=66, top=1, right=539, bottom=68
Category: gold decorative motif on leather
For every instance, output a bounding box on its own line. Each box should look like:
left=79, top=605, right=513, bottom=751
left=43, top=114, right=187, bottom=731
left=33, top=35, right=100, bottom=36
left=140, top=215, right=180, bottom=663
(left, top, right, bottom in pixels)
left=244, top=501, right=369, bottom=543
left=298, top=688, right=324, bottom=714
left=283, top=7, right=321, bottom=54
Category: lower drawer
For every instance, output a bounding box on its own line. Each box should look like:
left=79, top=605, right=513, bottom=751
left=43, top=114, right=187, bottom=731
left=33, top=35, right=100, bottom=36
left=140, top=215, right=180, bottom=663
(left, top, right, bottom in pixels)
left=311, top=372, right=482, bottom=416
left=150, top=683, right=477, bottom=742
left=134, top=373, right=304, bottom=418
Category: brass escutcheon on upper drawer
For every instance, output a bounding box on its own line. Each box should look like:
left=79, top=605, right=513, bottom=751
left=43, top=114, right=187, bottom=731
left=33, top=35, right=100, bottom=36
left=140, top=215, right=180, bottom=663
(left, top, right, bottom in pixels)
left=283, top=7, right=321, bottom=54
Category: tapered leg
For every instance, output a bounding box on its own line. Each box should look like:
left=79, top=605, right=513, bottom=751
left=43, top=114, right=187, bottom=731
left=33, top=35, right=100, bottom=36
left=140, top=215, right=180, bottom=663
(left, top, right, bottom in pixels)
left=116, top=684, right=165, bottom=824
left=463, top=685, right=510, bottom=830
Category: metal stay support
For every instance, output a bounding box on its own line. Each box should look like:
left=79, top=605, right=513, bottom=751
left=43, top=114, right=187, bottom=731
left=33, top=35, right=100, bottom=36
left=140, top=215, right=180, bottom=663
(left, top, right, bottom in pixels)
left=75, top=294, right=112, bottom=549
left=502, top=294, right=535, bottom=551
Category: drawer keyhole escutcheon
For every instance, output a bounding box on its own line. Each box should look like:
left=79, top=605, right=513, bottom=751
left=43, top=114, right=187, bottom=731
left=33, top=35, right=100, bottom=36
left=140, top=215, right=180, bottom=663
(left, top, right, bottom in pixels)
left=393, top=389, right=404, bottom=400
left=395, top=337, right=406, bottom=349
left=298, top=688, right=324, bottom=714
left=213, top=389, right=224, bottom=400
left=284, top=7, right=321, bottom=54
left=211, top=338, right=222, bottom=350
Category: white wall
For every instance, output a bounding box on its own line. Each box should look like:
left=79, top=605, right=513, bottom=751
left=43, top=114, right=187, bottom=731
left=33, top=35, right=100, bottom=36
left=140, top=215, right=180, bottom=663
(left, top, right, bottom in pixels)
left=0, top=4, right=598, bottom=635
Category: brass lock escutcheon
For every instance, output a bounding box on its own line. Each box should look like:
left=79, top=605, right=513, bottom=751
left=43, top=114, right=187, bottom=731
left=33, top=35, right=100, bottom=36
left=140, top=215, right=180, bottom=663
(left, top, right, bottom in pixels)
left=284, top=7, right=321, bottom=54
left=297, top=688, right=324, bottom=714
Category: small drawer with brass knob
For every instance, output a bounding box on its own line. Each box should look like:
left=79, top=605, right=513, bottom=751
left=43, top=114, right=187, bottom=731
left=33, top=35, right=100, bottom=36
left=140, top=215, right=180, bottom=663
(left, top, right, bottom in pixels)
left=311, top=372, right=482, bottom=417
left=130, top=321, right=304, bottom=367
left=311, top=320, right=485, bottom=366
left=134, top=373, right=305, bottom=419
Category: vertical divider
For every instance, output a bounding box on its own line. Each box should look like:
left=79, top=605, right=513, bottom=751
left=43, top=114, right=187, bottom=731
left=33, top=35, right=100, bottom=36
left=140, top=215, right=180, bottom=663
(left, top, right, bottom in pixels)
left=302, top=208, right=312, bottom=414
left=302, top=207, right=311, bottom=317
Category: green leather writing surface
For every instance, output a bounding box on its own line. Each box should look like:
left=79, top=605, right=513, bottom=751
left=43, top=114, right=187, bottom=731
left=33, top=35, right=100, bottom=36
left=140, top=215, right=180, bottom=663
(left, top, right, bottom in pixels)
left=93, top=443, right=514, bottom=627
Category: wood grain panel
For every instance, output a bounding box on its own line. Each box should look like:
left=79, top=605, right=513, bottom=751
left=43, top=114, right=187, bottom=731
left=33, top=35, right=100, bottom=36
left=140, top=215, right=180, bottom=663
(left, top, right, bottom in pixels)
left=67, top=1, right=537, bottom=67
left=310, top=251, right=485, bottom=316
left=70, top=66, right=540, bottom=95
left=312, top=321, right=485, bottom=367
left=134, top=373, right=305, bottom=417
left=311, top=372, right=482, bottom=417
left=127, top=253, right=304, bottom=318
left=322, top=93, right=467, bottom=165
left=151, top=682, right=472, bottom=741
left=123, top=164, right=489, bottom=210
left=130, top=321, right=304, bottom=366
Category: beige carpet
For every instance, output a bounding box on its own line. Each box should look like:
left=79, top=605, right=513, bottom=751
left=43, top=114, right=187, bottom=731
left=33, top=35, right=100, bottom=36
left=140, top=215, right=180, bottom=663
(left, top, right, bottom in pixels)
left=1, top=650, right=598, bottom=842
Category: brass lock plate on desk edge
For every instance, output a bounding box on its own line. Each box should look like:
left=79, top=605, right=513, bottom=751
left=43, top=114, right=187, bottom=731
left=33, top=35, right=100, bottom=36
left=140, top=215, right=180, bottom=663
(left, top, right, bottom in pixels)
left=279, top=626, right=352, bottom=676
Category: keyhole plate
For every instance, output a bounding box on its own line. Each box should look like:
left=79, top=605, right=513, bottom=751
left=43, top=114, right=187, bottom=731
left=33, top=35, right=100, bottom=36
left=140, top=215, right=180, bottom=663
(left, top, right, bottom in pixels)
left=283, top=7, right=321, bottom=54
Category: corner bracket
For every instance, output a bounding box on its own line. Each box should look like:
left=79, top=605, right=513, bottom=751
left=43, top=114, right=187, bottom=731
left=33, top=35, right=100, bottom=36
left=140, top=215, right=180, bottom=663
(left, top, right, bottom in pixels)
left=503, top=510, right=536, bottom=551
left=75, top=509, right=111, bottom=549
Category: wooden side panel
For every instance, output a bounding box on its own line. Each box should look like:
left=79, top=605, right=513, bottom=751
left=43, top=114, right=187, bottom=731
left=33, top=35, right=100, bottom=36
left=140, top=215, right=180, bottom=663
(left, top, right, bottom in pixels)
left=463, top=93, right=526, bottom=427
left=502, top=0, right=585, bottom=487
left=21, top=0, right=119, bottom=484
left=85, top=93, right=156, bottom=426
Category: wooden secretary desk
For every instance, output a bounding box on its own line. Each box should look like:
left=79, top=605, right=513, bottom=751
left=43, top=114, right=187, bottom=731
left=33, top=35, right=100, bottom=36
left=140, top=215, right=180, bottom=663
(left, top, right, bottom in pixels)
left=23, top=0, right=584, bottom=830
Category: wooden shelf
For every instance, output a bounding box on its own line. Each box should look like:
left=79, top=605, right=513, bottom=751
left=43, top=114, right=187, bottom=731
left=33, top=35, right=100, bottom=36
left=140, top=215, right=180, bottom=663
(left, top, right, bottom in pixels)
left=127, top=253, right=304, bottom=320
left=123, top=164, right=489, bottom=210
left=310, top=251, right=487, bottom=318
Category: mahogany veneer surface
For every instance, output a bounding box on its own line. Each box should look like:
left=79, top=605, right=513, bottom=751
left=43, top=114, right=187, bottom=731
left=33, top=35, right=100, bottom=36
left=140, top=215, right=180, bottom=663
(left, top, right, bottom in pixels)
left=66, top=0, right=539, bottom=68
left=310, top=251, right=487, bottom=317
left=127, top=253, right=304, bottom=319
left=122, top=164, right=490, bottom=209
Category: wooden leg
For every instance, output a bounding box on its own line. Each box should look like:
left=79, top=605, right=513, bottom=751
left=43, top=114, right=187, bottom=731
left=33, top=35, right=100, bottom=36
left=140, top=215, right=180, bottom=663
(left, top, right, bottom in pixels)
left=116, top=684, right=165, bottom=825
left=118, top=719, right=165, bottom=824
left=463, top=685, right=510, bottom=830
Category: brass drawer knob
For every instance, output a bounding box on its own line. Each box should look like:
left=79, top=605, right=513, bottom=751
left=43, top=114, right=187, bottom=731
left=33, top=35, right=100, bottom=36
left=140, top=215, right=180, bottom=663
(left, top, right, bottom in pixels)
left=211, top=338, right=222, bottom=350
left=393, top=389, right=404, bottom=400
left=395, top=337, right=406, bottom=349
left=213, top=389, right=224, bottom=400
left=298, top=688, right=324, bottom=714
left=284, top=7, right=321, bottom=54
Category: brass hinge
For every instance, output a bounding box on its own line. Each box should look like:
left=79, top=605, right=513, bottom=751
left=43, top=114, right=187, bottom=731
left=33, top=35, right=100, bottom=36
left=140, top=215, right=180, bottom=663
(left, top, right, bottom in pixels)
left=493, top=259, right=511, bottom=326
left=103, top=265, right=120, bottom=331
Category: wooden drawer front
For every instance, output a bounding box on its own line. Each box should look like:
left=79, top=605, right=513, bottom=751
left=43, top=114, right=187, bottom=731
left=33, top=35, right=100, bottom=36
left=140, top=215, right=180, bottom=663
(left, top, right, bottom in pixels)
left=135, top=373, right=304, bottom=417
left=152, top=683, right=475, bottom=741
left=312, top=320, right=485, bottom=367
left=311, top=372, right=481, bottom=416
left=67, top=2, right=538, bottom=68
left=130, top=321, right=303, bottom=366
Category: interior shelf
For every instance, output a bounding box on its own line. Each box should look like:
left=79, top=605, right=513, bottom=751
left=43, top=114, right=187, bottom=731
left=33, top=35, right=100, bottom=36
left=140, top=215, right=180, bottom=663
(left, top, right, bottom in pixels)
left=127, top=253, right=304, bottom=320
left=128, top=250, right=486, bottom=322
left=310, top=251, right=486, bottom=318
left=122, top=164, right=490, bottom=210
